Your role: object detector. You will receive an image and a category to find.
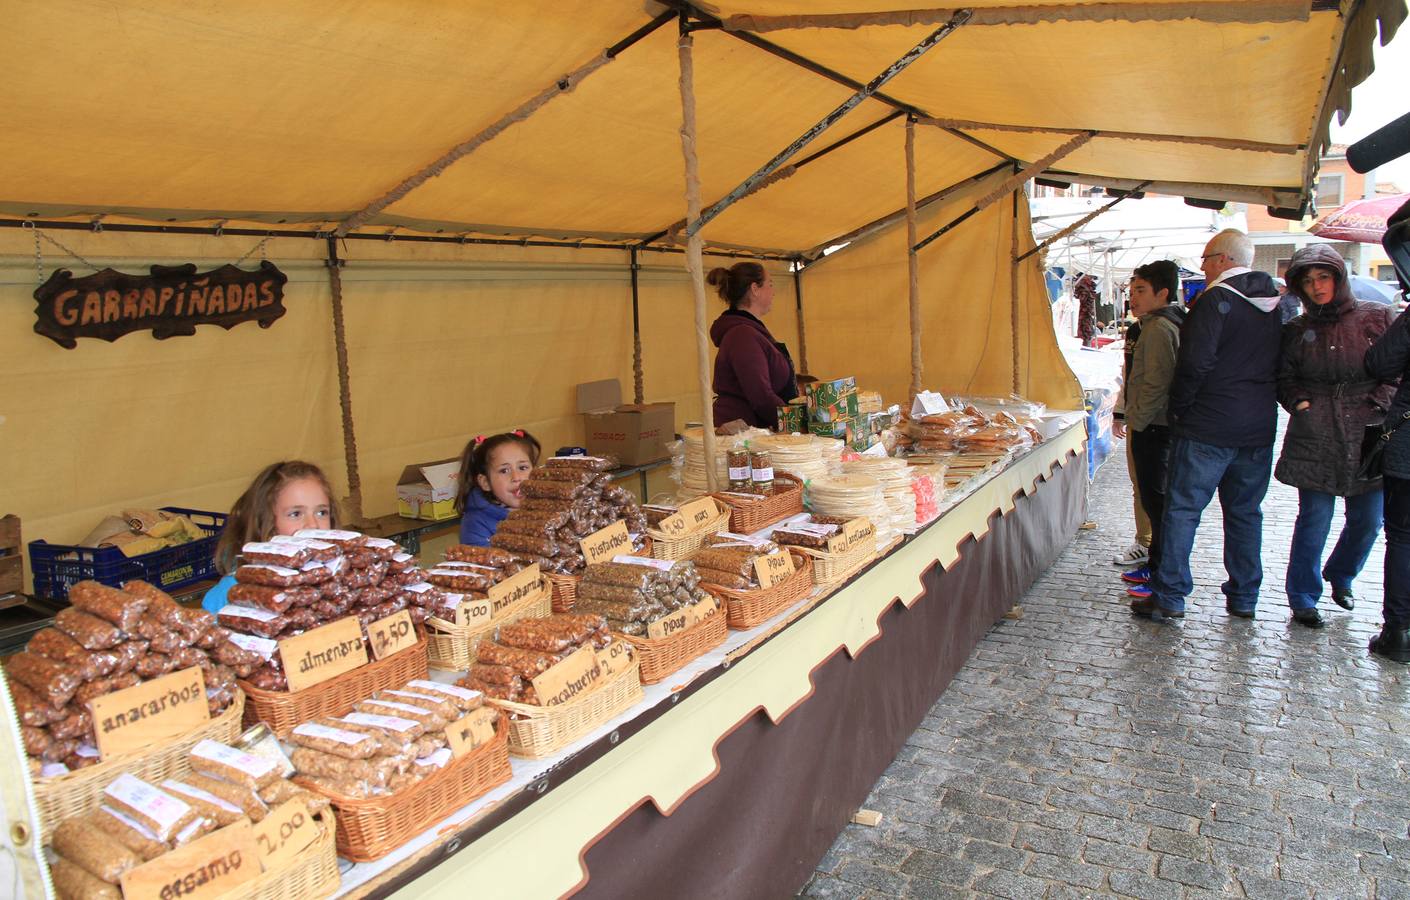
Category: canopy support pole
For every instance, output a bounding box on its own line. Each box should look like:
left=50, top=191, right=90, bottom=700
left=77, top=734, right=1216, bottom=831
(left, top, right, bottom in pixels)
left=721, top=1, right=1314, bottom=31
left=324, top=236, right=364, bottom=523
left=918, top=117, right=1301, bottom=155
left=1010, top=190, right=1022, bottom=397
left=906, top=117, right=923, bottom=399
left=334, top=10, right=675, bottom=237
left=793, top=262, right=809, bottom=377
left=685, top=9, right=972, bottom=240
left=913, top=132, right=1093, bottom=253
left=677, top=22, right=719, bottom=490
left=630, top=247, right=644, bottom=405
left=1016, top=182, right=1151, bottom=264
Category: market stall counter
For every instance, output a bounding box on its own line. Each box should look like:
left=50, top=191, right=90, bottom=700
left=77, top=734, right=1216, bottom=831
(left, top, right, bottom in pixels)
left=318, top=415, right=1085, bottom=898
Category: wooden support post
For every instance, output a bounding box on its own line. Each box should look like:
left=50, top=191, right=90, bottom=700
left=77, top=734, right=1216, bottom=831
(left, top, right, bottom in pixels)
left=325, top=236, right=363, bottom=523
left=906, top=117, right=923, bottom=399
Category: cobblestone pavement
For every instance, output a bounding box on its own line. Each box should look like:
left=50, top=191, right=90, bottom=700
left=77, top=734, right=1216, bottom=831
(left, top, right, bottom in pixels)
left=804, top=435, right=1410, bottom=899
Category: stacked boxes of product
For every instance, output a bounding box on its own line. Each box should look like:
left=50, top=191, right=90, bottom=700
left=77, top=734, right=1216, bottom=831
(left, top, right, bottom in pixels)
left=805, top=377, right=871, bottom=451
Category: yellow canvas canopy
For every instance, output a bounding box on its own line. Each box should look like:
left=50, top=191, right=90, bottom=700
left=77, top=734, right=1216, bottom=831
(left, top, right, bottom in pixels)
left=0, top=0, right=1401, bottom=559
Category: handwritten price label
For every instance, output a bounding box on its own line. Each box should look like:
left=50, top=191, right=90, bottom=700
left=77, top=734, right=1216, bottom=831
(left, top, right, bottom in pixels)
left=446, top=707, right=498, bottom=758
left=646, top=596, right=719, bottom=640
left=366, top=610, right=415, bottom=661
left=253, top=800, right=318, bottom=872
left=455, top=595, right=493, bottom=628
left=754, top=550, right=796, bottom=589
left=656, top=497, right=718, bottom=538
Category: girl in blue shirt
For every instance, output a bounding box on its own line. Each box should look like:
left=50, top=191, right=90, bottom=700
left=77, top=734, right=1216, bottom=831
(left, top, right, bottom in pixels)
left=455, top=431, right=540, bottom=547
left=201, top=461, right=340, bottom=612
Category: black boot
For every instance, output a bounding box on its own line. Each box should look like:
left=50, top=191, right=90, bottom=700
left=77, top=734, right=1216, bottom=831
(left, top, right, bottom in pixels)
left=1369, top=622, right=1410, bottom=663
left=1330, top=586, right=1355, bottom=610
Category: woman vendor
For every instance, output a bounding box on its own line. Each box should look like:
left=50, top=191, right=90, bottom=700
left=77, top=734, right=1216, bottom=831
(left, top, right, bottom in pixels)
left=707, top=262, right=798, bottom=430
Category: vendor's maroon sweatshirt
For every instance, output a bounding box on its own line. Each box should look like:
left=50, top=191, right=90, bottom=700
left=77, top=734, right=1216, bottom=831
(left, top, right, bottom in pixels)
left=710, top=309, right=798, bottom=429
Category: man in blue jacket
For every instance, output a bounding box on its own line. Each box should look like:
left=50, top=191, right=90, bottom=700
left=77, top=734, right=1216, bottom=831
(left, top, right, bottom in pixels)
left=1133, top=230, right=1283, bottom=622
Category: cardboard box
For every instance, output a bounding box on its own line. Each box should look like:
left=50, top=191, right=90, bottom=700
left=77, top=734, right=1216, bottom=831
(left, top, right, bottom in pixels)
left=776, top=401, right=807, bottom=434
left=577, top=379, right=676, bottom=466
left=805, top=376, right=859, bottom=424
left=396, top=458, right=461, bottom=521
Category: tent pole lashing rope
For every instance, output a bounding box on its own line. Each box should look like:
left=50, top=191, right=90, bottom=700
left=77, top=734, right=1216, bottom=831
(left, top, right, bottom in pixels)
left=913, top=131, right=1093, bottom=253
left=906, top=117, right=923, bottom=400
left=685, top=8, right=971, bottom=239
left=677, top=24, right=719, bottom=491
left=1016, top=181, right=1151, bottom=263
left=325, top=236, right=364, bottom=523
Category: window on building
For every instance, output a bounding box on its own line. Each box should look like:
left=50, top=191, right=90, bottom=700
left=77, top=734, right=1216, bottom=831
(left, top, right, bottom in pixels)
left=1316, top=173, right=1344, bottom=209
left=1378, top=264, right=1400, bottom=283
left=1276, top=258, right=1292, bottom=278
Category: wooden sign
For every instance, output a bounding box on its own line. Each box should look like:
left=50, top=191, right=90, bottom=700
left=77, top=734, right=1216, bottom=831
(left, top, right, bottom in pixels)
left=253, top=799, right=319, bottom=872
left=646, top=597, right=719, bottom=640
left=120, top=819, right=261, bottom=900
left=843, top=517, right=875, bottom=549
left=594, top=639, right=634, bottom=678
left=754, top=550, right=796, bottom=589
left=278, top=617, right=368, bottom=692
left=531, top=645, right=605, bottom=707
left=487, top=564, right=544, bottom=615
left=455, top=594, right=493, bottom=628
left=34, top=262, right=287, bottom=349
left=366, top=610, right=416, bottom=661
left=88, top=666, right=209, bottom=759
left=580, top=521, right=632, bottom=567
left=445, top=707, right=499, bottom=758
left=656, top=497, right=719, bottom=538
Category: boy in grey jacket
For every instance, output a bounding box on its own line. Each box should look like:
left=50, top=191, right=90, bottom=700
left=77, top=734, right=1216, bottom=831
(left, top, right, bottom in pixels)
left=1120, top=260, right=1186, bottom=598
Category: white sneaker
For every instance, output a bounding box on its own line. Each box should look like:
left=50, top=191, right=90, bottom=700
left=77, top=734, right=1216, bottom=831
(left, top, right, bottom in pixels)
left=1113, top=543, right=1149, bottom=566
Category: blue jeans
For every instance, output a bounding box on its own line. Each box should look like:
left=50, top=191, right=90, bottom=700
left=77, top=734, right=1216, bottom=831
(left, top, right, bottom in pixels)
left=1285, top=489, right=1383, bottom=611
left=1149, top=437, right=1272, bottom=614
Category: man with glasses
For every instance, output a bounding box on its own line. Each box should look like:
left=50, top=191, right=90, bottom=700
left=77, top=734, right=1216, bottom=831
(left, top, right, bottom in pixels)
left=1133, top=229, right=1283, bottom=623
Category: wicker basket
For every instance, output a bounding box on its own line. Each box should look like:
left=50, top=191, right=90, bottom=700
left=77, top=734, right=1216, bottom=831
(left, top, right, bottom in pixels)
left=703, top=554, right=815, bottom=630
left=241, top=805, right=341, bottom=900
left=30, top=692, right=245, bottom=843
left=296, top=710, right=512, bottom=862
left=791, top=535, right=879, bottom=587
left=619, top=608, right=728, bottom=685
left=488, top=649, right=643, bottom=759
left=646, top=498, right=732, bottom=561
left=425, top=589, right=553, bottom=671
left=239, top=638, right=429, bottom=739
left=713, top=473, right=805, bottom=533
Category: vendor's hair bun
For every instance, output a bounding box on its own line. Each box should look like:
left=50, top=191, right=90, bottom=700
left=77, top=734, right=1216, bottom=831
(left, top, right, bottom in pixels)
left=706, top=262, right=766, bottom=309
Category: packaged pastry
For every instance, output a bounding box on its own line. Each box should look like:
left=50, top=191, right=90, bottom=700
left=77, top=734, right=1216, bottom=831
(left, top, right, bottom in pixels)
left=133, top=652, right=177, bottom=679
left=213, top=636, right=270, bottom=677
left=102, top=774, right=197, bottom=842
left=291, top=722, right=382, bottom=760
left=169, top=816, right=218, bottom=848
left=475, top=642, right=558, bottom=679
left=216, top=604, right=287, bottom=639
left=257, top=778, right=331, bottom=813
left=240, top=540, right=314, bottom=568
left=354, top=699, right=446, bottom=731
left=68, top=581, right=147, bottom=633
left=693, top=546, right=761, bottom=577
left=5, top=651, right=82, bottom=707
left=50, top=856, right=124, bottom=899
left=190, top=739, right=282, bottom=790
left=361, top=536, right=399, bottom=560
left=92, top=807, right=170, bottom=861
left=290, top=747, right=398, bottom=788
left=292, top=528, right=367, bottom=550
left=544, top=454, right=618, bottom=472
left=50, top=707, right=94, bottom=742
left=177, top=772, right=269, bottom=823
left=412, top=747, right=454, bottom=778
left=268, top=534, right=341, bottom=561
left=160, top=779, right=245, bottom=828
left=299, top=773, right=380, bottom=799
left=21, top=724, right=53, bottom=758
left=406, top=679, right=483, bottom=712
left=64, top=745, right=103, bottom=771
left=497, top=614, right=603, bottom=653
left=377, top=689, right=458, bottom=720
left=444, top=544, right=516, bottom=566
left=29, top=627, right=118, bottom=681
left=52, top=815, right=141, bottom=883
left=234, top=564, right=306, bottom=588
left=332, top=711, right=423, bottom=742
left=227, top=583, right=313, bottom=613
left=54, top=609, right=123, bottom=651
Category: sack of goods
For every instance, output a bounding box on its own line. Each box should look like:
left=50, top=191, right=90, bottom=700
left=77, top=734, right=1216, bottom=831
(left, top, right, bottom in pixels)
left=490, top=455, right=648, bottom=575
left=216, top=529, right=430, bottom=692
left=5, top=580, right=246, bottom=774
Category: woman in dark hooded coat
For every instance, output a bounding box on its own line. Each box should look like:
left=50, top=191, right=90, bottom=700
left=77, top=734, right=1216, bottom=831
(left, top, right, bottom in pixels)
left=1276, top=245, right=1396, bottom=628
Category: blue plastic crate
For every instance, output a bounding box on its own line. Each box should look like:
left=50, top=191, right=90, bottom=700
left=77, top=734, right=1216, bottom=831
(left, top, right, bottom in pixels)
left=28, top=507, right=227, bottom=602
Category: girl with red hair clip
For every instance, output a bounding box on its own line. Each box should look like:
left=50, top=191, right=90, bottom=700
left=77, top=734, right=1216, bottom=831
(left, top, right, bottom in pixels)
left=453, top=430, right=542, bottom=546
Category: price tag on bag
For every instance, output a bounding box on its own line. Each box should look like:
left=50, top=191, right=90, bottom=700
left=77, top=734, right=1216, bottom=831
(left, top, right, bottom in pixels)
left=89, top=666, right=210, bottom=759
left=754, top=550, right=796, bottom=589
left=446, top=706, right=498, bottom=758
left=121, top=820, right=260, bottom=900
left=253, top=799, right=318, bottom=872
left=279, top=617, right=368, bottom=692
left=646, top=596, right=719, bottom=640
left=366, top=610, right=416, bottom=661
left=580, top=521, right=632, bottom=566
